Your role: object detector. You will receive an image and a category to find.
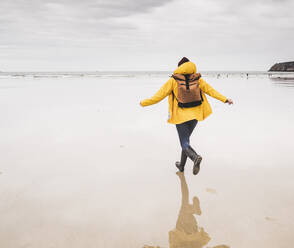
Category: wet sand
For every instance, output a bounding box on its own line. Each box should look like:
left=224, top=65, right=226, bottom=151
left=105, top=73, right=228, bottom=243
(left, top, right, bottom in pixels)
left=0, top=74, right=294, bottom=247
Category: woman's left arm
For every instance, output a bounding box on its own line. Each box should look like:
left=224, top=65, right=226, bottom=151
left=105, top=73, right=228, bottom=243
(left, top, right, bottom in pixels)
left=199, top=78, right=228, bottom=103
left=140, top=78, right=173, bottom=107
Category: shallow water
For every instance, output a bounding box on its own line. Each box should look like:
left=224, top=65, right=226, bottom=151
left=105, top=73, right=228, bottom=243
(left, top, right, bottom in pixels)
left=0, top=73, right=293, bottom=248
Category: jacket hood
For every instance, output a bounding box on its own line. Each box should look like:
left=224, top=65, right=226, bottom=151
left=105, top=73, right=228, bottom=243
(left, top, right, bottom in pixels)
left=173, top=61, right=197, bottom=74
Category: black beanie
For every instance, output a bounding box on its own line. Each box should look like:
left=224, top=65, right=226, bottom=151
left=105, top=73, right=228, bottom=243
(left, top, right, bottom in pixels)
left=178, top=57, right=190, bottom=67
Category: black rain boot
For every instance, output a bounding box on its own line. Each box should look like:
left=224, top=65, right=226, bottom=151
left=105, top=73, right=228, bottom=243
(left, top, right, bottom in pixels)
left=175, top=150, right=187, bottom=172
left=184, top=146, right=202, bottom=175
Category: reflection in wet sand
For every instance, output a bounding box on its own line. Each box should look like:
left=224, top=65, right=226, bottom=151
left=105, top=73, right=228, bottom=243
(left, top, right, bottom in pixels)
left=169, top=172, right=210, bottom=248
left=270, top=78, right=294, bottom=87
left=169, top=172, right=229, bottom=248
left=205, top=188, right=217, bottom=195
left=144, top=172, right=229, bottom=248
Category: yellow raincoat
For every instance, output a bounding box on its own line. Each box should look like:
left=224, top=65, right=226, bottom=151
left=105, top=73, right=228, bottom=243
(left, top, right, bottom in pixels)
left=140, top=62, right=227, bottom=124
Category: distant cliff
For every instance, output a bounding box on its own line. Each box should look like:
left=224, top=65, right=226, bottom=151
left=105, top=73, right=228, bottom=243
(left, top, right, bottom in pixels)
left=269, top=61, right=294, bottom=72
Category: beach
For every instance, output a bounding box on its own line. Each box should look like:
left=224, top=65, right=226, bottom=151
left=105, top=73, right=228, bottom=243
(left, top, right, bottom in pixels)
left=0, top=72, right=294, bottom=248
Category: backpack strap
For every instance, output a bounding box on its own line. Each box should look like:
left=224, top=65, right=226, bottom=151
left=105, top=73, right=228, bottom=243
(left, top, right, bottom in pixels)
left=200, top=90, right=203, bottom=101
left=172, top=90, right=178, bottom=102
left=170, top=75, right=179, bottom=103
left=172, top=73, right=202, bottom=81
left=172, top=75, right=185, bottom=81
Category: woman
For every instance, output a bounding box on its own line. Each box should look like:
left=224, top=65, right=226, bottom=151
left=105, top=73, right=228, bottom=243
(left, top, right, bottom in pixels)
left=140, top=57, right=233, bottom=175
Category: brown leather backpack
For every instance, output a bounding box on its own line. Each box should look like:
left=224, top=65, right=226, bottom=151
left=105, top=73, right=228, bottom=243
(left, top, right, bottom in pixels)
left=172, top=73, right=203, bottom=108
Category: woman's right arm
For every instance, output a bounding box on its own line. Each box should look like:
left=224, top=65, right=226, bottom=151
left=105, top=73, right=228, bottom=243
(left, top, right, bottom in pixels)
left=140, top=78, right=174, bottom=107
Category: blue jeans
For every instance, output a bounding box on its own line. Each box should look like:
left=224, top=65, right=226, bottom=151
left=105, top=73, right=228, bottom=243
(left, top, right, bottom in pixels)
left=176, top=119, right=198, bottom=150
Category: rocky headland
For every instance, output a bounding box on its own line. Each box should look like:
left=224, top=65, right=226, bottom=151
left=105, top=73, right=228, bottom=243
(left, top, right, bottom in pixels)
left=269, top=61, right=294, bottom=72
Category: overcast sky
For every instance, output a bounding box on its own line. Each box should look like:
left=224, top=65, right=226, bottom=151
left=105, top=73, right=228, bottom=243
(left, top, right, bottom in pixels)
left=0, top=0, right=293, bottom=71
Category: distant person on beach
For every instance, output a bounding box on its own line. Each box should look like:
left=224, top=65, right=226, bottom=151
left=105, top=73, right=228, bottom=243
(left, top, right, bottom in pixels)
left=140, top=57, right=233, bottom=175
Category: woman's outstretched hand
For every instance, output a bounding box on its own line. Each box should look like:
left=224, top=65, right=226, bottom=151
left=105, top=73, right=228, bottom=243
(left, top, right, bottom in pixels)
left=225, top=98, right=233, bottom=105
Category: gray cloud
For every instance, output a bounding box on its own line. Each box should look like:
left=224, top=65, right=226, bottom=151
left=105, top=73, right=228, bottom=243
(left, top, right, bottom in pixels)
left=0, top=0, right=293, bottom=71
left=0, top=0, right=173, bottom=46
